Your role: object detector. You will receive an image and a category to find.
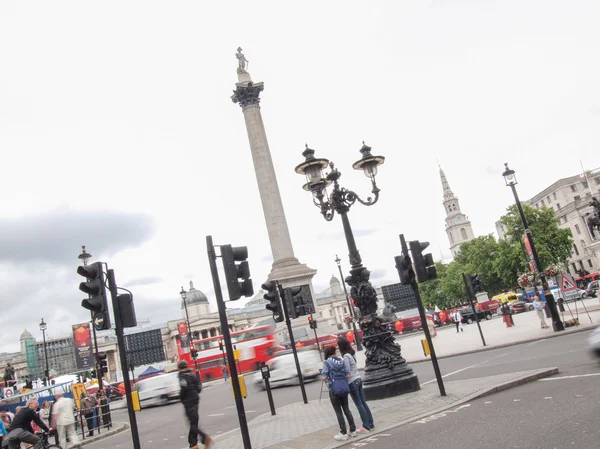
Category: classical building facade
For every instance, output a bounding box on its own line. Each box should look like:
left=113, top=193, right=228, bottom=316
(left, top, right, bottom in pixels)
left=440, top=166, right=475, bottom=257
left=495, top=167, right=600, bottom=276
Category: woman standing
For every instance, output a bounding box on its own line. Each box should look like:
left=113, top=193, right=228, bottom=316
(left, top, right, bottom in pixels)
left=338, top=337, right=374, bottom=433
left=38, top=401, right=51, bottom=428
left=322, top=345, right=356, bottom=441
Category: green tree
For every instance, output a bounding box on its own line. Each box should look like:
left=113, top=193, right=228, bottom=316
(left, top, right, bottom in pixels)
left=454, top=235, right=505, bottom=295
left=498, top=204, right=573, bottom=277
left=418, top=262, right=453, bottom=309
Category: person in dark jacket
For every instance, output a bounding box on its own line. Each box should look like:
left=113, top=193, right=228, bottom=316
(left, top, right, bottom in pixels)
left=6, top=398, right=50, bottom=449
left=178, top=361, right=213, bottom=449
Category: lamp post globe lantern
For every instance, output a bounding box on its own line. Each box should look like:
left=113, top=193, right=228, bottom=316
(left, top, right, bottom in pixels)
left=502, top=163, right=564, bottom=331
left=78, top=245, right=92, bottom=266
left=39, top=318, right=50, bottom=387
left=296, top=143, right=420, bottom=400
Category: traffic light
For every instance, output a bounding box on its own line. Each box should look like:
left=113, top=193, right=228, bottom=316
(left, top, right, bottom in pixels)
left=409, top=240, right=437, bottom=283
left=218, top=339, right=224, bottom=352
left=286, top=285, right=314, bottom=319
left=98, top=352, right=108, bottom=375
left=395, top=254, right=414, bottom=285
left=190, top=345, right=198, bottom=359
left=77, top=262, right=111, bottom=330
left=308, top=316, right=317, bottom=329
left=470, top=274, right=483, bottom=293
left=221, top=245, right=254, bottom=300
left=263, top=281, right=283, bottom=323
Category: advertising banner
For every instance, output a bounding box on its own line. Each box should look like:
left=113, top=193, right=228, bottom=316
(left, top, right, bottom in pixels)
left=72, top=323, right=94, bottom=370
left=522, top=233, right=537, bottom=272
left=178, top=322, right=190, bottom=353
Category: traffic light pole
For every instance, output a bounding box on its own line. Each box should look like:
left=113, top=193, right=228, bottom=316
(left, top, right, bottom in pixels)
left=400, top=235, right=446, bottom=397
left=207, top=235, right=252, bottom=449
left=278, top=283, right=308, bottom=405
left=107, top=269, right=141, bottom=449
left=462, top=273, right=486, bottom=347
left=90, top=314, right=103, bottom=389
left=310, top=316, right=322, bottom=362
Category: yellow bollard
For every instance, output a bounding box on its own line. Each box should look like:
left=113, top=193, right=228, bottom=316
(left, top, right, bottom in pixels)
left=131, top=390, right=141, bottom=411
left=421, top=339, right=431, bottom=357
left=231, top=375, right=247, bottom=399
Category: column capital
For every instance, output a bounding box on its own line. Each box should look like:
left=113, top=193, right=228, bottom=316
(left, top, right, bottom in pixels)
left=231, top=81, right=264, bottom=108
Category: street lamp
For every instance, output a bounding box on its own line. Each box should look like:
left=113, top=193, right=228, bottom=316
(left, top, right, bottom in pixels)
left=335, top=255, right=363, bottom=351
left=78, top=245, right=92, bottom=266
left=502, top=163, right=564, bottom=331
left=180, top=286, right=201, bottom=381
left=295, top=143, right=420, bottom=400
left=39, top=318, right=50, bottom=387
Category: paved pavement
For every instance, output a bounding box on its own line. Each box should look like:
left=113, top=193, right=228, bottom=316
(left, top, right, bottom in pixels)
left=215, top=368, right=557, bottom=449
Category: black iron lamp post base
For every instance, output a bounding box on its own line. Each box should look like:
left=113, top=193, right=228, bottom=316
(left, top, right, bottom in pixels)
left=361, top=316, right=420, bottom=400
left=349, top=267, right=420, bottom=401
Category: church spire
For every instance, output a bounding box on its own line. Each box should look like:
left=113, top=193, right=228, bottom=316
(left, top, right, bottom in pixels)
left=440, top=167, right=456, bottom=202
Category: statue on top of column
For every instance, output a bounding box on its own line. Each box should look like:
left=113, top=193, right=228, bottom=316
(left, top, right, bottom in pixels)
left=236, top=47, right=249, bottom=74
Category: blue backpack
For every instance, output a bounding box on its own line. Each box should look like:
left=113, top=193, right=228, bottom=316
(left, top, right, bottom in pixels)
left=326, top=357, right=350, bottom=397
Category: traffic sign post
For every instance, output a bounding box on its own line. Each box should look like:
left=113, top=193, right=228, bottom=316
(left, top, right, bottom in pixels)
left=94, top=313, right=106, bottom=331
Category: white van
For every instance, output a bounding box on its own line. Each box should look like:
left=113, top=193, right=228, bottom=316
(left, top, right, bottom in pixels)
left=252, top=348, right=322, bottom=389
left=136, top=373, right=180, bottom=408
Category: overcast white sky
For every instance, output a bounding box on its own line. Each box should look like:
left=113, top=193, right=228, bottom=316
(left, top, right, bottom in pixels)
left=1, top=1, right=599, bottom=353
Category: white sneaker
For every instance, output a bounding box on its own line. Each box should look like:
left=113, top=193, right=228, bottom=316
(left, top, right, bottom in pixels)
left=334, top=432, right=349, bottom=441
left=349, top=431, right=357, bottom=437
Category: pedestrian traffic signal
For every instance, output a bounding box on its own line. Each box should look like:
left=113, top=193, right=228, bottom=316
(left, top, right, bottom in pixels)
left=285, top=284, right=314, bottom=319
left=470, top=274, right=483, bottom=293
left=77, top=262, right=111, bottom=330
left=98, top=352, right=108, bottom=375
left=395, top=254, right=414, bottom=285
left=221, top=245, right=254, bottom=300
left=409, top=240, right=437, bottom=283
left=263, top=281, right=283, bottom=323
left=218, top=339, right=224, bottom=352
left=308, top=316, right=317, bottom=329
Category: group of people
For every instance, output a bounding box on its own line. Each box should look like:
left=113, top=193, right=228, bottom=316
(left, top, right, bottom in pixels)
left=0, top=391, right=80, bottom=449
left=0, top=388, right=107, bottom=449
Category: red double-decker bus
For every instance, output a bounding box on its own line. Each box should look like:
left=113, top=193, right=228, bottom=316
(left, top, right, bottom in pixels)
left=177, top=325, right=278, bottom=382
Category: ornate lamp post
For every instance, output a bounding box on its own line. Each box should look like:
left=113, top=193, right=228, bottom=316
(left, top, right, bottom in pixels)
left=180, top=286, right=201, bottom=381
left=502, top=163, right=564, bottom=331
left=39, top=318, right=50, bottom=387
left=335, top=255, right=363, bottom=351
left=295, top=143, right=420, bottom=400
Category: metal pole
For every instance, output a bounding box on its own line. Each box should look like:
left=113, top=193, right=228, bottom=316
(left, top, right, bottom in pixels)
left=336, top=256, right=363, bottom=351
left=183, top=299, right=201, bottom=385
left=310, top=316, right=322, bottom=362
left=278, top=283, right=308, bottom=405
left=41, top=327, right=49, bottom=387
left=90, top=316, right=103, bottom=390
left=510, top=184, right=564, bottom=331
left=462, top=273, right=486, bottom=346
left=400, top=234, right=446, bottom=396
left=107, top=269, right=141, bottom=449
left=207, top=235, right=252, bottom=449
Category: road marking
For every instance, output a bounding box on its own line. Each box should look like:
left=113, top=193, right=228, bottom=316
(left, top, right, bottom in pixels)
left=484, top=401, right=492, bottom=404
left=414, top=404, right=470, bottom=423
left=525, top=339, right=546, bottom=347
left=544, top=397, right=552, bottom=399
left=208, top=413, right=225, bottom=416
left=421, top=356, right=501, bottom=385
left=513, top=399, right=520, bottom=402
left=540, top=373, right=600, bottom=381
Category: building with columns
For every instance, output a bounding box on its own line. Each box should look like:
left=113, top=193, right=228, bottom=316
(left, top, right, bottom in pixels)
left=440, top=166, right=475, bottom=257
left=495, top=167, right=600, bottom=276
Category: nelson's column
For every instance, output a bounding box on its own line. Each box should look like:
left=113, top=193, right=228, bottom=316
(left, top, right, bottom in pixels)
left=231, top=48, right=317, bottom=298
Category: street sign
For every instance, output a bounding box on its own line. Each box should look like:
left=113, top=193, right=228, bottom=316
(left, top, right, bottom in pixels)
left=4, top=388, right=13, bottom=397
left=233, top=349, right=241, bottom=361
left=94, top=313, right=106, bottom=331
left=561, top=274, right=577, bottom=291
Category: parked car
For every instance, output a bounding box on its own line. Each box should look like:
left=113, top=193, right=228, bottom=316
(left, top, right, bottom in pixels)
left=459, top=307, right=493, bottom=324
left=136, top=372, right=180, bottom=408
left=586, top=280, right=599, bottom=298
left=509, top=301, right=533, bottom=314
left=252, top=348, right=322, bottom=390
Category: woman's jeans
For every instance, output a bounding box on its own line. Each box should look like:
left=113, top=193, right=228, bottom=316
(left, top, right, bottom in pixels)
left=349, top=378, right=374, bottom=429
left=329, top=391, right=356, bottom=434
